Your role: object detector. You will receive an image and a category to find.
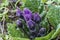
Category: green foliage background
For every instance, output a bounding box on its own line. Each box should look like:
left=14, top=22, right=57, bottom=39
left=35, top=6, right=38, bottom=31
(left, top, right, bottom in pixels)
left=0, top=0, right=60, bottom=40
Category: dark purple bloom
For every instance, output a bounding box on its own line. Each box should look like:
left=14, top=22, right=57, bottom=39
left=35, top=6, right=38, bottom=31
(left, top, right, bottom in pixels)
left=24, top=14, right=32, bottom=21
left=16, top=19, right=23, bottom=28
left=23, top=8, right=33, bottom=21
left=16, top=7, right=23, bottom=17
left=37, top=28, right=46, bottom=36
left=33, top=12, right=41, bottom=23
left=39, top=28, right=46, bottom=34
left=23, top=8, right=32, bottom=15
left=27, top=20, right=36, bottom=30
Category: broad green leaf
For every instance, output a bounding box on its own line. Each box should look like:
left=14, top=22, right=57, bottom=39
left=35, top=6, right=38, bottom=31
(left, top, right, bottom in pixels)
left=7, top=23, right=23, bottom=37
left=46, top=5, right=60, bottom=28
left=51, top=24, right=60, bottom=39
left=8, top=36, right=29, bottom=40
left=12, top=37, right=29, bottom=40
left=7, top=23, right=28, bottom=38
left=25, top=0, right=41, bottom=12
left=5, top=35, right=29, bottom=40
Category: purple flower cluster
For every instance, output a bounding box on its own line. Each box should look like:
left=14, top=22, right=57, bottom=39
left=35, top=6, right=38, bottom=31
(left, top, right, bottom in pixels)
left=16, top=8, right=46, bottom=39
left=16, top=7, right=41, bottom=22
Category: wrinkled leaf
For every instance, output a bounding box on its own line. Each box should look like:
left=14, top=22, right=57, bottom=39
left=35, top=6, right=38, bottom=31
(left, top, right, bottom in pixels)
left=7, top=23, right=27, bottom=38
left=25, top=0, right=41, bottom=12
left=51, top=24, right=60, bottom=39
left=46, top=5, right=60, bottom=28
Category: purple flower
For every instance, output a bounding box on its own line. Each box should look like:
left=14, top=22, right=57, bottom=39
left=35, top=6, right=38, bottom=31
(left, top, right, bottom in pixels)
left=23, top=8, right=33, bottom=21
left=37, top=28, right=46, bottom=36
left=24, top=14, right=32, bottom=21
left=27, top=20, right=36, bottom=30
left=23, top=8, right=32, bottom=15
left=39, top=28, right=46, bottom=34
left=33, top=12, right=41, bottom=23
left=16, top=7, right=23, bottom=17
left=16, top=19, right=23, bottom=28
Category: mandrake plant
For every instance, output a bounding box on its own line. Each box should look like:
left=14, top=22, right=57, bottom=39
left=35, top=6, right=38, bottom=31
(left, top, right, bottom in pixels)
left=0, top=0, right=60, bottom=40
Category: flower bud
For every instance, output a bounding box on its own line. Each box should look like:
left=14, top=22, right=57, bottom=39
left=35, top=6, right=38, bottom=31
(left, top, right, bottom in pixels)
left=16, top=19, right=23, bottom=28
left=24, top=14, right=32, bottom=21
left=33, top=12, right=41, bottom=23
left=16, top=7, right=23, bottom=18
left=27, top=20, right=36, bottom=30
left=38, top=28, right=46, bottom=36
left=23, top=8, right=32, bottom=15
left=23, top=8, right=33, bottom=21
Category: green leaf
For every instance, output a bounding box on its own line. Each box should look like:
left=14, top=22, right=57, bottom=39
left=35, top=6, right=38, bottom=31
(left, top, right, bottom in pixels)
left=7, top=23, right=27, bottom=38
left=5, top=35, right=29, bottom=40
left=51, top=24, right=60, bottom=39
left=25, top=0, right=41, bottom=12
left=8, top=36, right=29, bottom=40
left=12, top=37, right=29, bottom=40
left=46, top=5, right=60, bottom=28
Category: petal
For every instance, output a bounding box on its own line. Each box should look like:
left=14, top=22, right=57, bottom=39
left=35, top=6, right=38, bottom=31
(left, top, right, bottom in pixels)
left=23, top=8, right=32, bottom=15
left=24, top=14, right=32, bottom=21
left=27, top=20, right=36, bottom=30
left=33, top=12, right=41, bottom=23
left=16, top=7, right=23, bottom=17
